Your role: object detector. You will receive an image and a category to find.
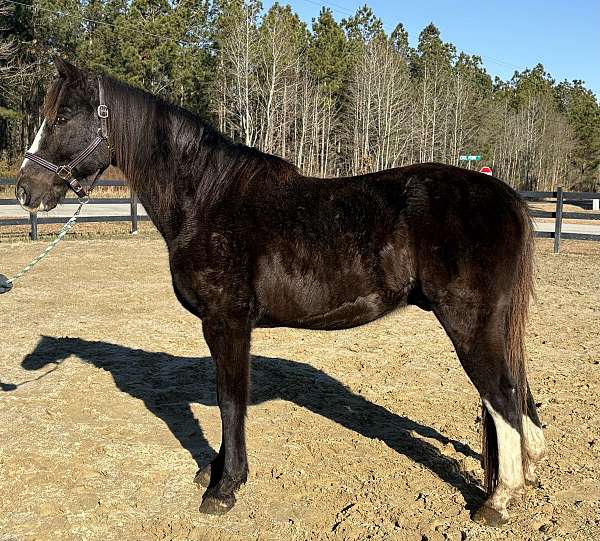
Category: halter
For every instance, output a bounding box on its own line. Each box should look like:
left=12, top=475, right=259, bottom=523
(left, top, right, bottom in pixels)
left=0, top=76, right=111, bottom=294
left=24, top=76, right=110, bottom=202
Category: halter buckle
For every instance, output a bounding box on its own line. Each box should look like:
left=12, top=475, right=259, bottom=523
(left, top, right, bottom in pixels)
left=56, top=165, right=73, bottom=180
left=97, top=104, right=109, bottom=118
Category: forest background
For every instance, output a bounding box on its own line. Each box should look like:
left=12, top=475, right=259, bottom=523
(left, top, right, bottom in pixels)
left=1, top=0, right=599, bottom=191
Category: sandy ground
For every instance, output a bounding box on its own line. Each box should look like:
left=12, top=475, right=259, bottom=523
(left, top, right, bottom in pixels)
left=0, top=238, right=598, bottom=541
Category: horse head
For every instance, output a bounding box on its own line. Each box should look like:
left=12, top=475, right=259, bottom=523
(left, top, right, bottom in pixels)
left=16, top=57, right=111, bottom=212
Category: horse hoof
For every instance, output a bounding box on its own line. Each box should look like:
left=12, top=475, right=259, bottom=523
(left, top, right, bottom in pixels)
left=199, top=493, right=235, bottom=515
left=473, top=504, right=509, bottom=527
left=194, top=465, right=211, bottom=488
left=513, top=485, right=527, bottom=501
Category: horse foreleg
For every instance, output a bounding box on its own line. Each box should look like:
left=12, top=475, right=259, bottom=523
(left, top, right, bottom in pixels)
left=198, top=316, right=251, bottom=514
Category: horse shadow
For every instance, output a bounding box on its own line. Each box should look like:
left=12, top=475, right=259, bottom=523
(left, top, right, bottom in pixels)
left=9, top=335, right=485, bottom=508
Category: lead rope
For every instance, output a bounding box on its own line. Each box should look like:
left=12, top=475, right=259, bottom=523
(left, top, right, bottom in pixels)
left=1, top=76, right=109, bottom=295
left=0, top=199, right=88, bottom=294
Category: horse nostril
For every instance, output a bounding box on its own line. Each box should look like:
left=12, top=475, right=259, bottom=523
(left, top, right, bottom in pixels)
left=16, top=186, right=30, bottom=207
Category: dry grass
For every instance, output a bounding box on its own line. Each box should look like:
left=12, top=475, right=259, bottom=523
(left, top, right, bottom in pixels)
left=529, top=201, right=600, bottom=226
left=0, top=221, right=160, bottom=243
left=0, top=165, right=128, bottom=198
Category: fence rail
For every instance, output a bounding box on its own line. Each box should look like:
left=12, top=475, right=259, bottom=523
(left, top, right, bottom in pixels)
left=520, top=187, right=600, bottom=252
left=0, top=178, right=150, bottom=239
left=1, top=179, right=599, bottom=253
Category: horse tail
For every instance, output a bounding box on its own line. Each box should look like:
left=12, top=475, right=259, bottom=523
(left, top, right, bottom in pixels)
left=482, top=196, right=535, bottom=495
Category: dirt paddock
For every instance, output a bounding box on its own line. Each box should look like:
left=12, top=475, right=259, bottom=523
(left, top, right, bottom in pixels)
left=0, top=238, right=598, bottom=541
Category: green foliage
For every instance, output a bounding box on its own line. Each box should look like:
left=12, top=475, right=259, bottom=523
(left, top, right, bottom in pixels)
left=307, top=8, right=349, bottom=97
left=342, top=4, right=384, bottom=44
left=0, top=107, right=21, bottom=120
left=555, top=80, right=600, bottom=189
left=260, top=2, right=309, bottom=54
left=412, top=23, right=455, bottom=73
left=390, top=23, right=409, bottom=58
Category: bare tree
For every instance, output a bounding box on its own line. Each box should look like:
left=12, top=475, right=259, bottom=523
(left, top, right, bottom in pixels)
left=214, top=1, right=261, bottom=146
left=347, top=39, right=412, bottom=174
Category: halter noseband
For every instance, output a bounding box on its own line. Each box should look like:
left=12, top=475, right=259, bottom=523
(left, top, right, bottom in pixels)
left=24, top=76, right=110, bottom=202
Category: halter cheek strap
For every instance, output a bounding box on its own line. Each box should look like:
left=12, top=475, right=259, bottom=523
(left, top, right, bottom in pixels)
left=24, top=76, right=110, bottom=202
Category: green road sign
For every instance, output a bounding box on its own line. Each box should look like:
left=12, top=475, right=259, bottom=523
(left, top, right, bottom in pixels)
left=459, top=155, right=481, bottom=161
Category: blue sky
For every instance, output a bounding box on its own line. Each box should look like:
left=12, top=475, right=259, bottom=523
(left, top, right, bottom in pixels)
left=262, top=0, right=600, bottom=99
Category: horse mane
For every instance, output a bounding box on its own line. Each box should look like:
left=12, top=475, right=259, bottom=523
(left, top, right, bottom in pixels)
left=44, top=70, right=299, bottom=211
left=43, top=70, right=88, bottom=124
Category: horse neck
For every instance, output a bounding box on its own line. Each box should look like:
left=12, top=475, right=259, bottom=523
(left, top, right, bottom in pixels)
left=105, top=80, right=231, bottom=238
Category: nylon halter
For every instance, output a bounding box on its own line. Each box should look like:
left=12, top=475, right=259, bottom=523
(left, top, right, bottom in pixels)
left=24, top=76, right=110, bottom=202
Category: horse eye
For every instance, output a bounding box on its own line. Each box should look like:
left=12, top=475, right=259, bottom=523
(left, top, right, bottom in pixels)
left=55, top=116, right=67, bottom=126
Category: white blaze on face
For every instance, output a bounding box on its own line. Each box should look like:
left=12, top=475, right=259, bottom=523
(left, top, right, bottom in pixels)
left=20, top=119, right=47, bottom=170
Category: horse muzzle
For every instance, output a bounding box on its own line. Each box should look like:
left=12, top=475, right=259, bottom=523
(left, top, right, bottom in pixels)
left=15, top=168, right=61, bottom=213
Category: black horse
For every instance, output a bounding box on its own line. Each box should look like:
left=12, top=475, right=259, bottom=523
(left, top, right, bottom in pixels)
left=15, top=58, right=545, bottom=526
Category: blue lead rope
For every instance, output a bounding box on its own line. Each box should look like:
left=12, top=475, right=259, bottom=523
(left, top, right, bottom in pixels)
left=0, top=201, right=87, bottom=294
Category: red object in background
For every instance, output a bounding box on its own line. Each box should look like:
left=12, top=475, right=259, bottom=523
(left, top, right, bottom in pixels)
left=479, top=166, right=493, bottom=175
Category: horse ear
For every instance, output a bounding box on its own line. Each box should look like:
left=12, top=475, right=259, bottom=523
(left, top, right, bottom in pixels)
left=53, top=56, right=81, bottom=80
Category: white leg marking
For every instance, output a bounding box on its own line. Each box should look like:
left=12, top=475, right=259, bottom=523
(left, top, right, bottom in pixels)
left=483, top=399, right=524, bottom=511
left=523, top=414, right=546, bottom=484
left=522, top=415, right=546, bottom=462
left=20, top=119, right=47, bottom=169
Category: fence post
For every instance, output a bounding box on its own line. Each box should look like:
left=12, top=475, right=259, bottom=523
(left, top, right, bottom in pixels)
left=553, top=186, right=563, bottom=254
left=29, top=212, right=38, bottom=241
left=130, top=192, right=138, bottom=234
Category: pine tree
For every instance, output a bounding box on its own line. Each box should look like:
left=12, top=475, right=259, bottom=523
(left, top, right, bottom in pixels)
left=307, top=8, right=349, bottom=98
left=556, top=80, right=600, bottom=190
left=342, top=4, right=385, bottom=45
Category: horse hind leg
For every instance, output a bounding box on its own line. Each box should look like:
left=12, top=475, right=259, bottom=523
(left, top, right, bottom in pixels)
left=433, top=301, right=527, bottom=526
left=522, top=384, right=546, bottom=486
left=194, top=446, right=224, bottom=488
left=478, top=389, right=525, bottom=525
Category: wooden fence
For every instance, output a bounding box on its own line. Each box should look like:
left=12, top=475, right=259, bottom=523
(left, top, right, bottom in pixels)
left=521, top=188, right=600, bottom=253
left=0, top=178, right=149, bottom=238
left=1, top=178, right=599, bottom=253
